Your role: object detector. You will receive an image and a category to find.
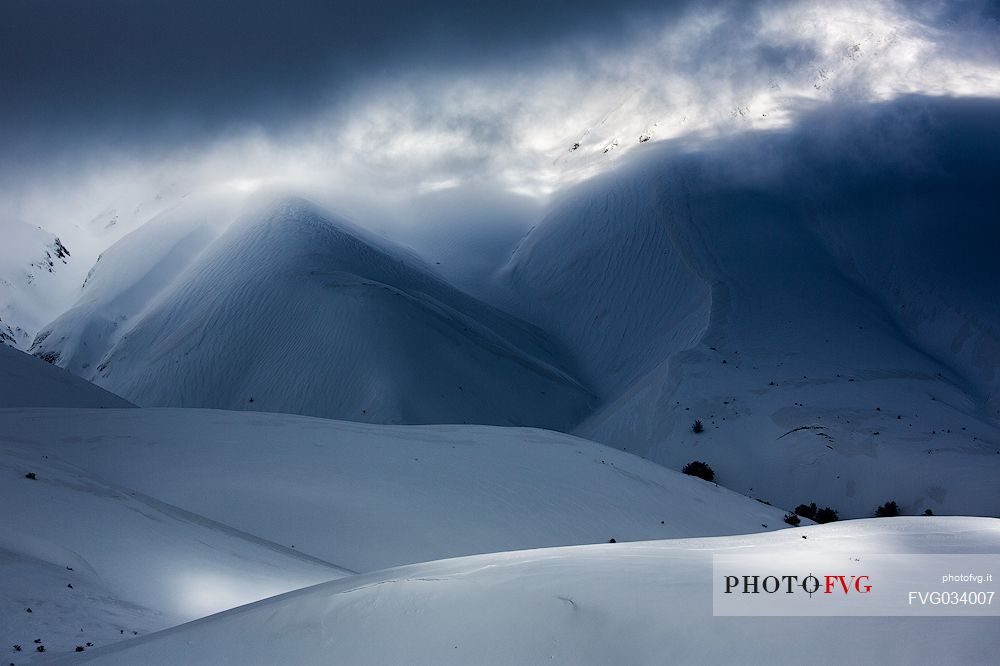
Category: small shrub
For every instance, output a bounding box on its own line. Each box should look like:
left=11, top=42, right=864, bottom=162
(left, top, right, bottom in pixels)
left=783, top=512, right=800, bottom=526
left=36, top=645, right=45, bottom=653
left=24, top=472, right=36, bottom=480
left=75, top=646, right=85, bottom=652
left=875, top=501, right=900, bottom=518
left=923, top=509, right=934, bottom=516
left=692, top=419, right=704, bottom=433
left=681, top=460, right=714, bottom=482
left=794, top=503, right=817, bottom=520
left=814, top=507, right=839, bottom=524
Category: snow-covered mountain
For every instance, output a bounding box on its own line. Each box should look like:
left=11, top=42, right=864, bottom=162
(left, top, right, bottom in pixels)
left=32, top=195, right=593, bottom=429
left=501, top=97, right=1000, bottom=518
left=22, top=97, right=1000, bottom=521
left=0, top=223, right=75, bottom=350
left=68, top=518, right=1000, bottom=665
left=26, top=192, right=240, bottom=378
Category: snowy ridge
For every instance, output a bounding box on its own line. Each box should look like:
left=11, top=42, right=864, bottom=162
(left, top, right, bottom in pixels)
left=65, top=518, right=1000, bottom=665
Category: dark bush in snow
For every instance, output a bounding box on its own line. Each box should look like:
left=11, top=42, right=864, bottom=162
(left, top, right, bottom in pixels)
left=875, top=501, right=900, bottom=517
left=923, top=509, right=934, bottom=516
left=814, top=507, right=839, bottom=524
left=692, top=419, right=704, bottom=433
left=24, top=472, right=36, bottom=480
left=681, top=460, right=714, bottom=482
left=794, top=503, right=817, bottom=520
left=783, top=512, right=800, bottom=526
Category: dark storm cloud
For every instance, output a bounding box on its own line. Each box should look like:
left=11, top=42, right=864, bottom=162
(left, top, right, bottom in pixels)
left=0, top=0, right=705, bottom=165
left=3, top=0, right=998, bottom=171
left=2, top=0, right=999, bottom=226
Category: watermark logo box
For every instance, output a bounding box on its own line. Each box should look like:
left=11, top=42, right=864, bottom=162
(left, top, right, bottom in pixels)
left=713, top=553, right=999, bottom=616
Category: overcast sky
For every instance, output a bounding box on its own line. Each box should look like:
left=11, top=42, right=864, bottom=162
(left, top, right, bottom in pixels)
left=2, top=0, right=999, bottom=223
left=1, top=1, right=697, bottom=161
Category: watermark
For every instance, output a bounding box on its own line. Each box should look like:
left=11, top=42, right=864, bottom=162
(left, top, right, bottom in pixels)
left=713, top=554, right=999, bottom=616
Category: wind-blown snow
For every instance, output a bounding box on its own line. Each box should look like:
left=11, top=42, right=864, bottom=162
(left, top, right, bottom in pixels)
left=66, top=518, right=1000, bottom=665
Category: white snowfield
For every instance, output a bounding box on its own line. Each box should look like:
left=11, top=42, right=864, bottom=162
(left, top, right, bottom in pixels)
left=64, top=518, right=1000, bottom=666
left=0, top=408, right=791, bottom=575
left=0, top=403, right=800, bottom=661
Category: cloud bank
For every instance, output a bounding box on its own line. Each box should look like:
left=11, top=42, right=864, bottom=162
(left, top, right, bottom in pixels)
left=1, top=0, right=999, bottom=237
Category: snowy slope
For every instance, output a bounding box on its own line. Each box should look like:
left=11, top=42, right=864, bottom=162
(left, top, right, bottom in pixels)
left=27, top=192, right=241, bottom=376
left=501, top=97, right=1000, bottom=518
left=0, top=345, right=132, bottom=409
left=67, top=518, right=1000, bottom=665
left=0, top=407, right=793, bottom=574
left=34, top=195, right=593, bottom=429
left=502, top=155, right=712, bottom=398
left=0, top=429, right=348, bottom=660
